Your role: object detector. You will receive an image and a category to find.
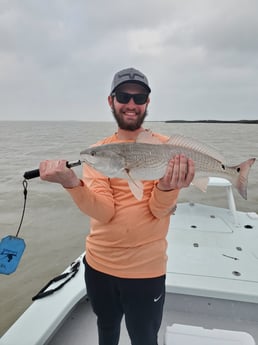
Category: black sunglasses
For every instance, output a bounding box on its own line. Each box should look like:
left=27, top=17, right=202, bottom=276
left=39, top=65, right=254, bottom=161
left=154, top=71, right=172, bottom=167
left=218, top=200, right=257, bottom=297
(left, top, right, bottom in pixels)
left=112, top=92, right=149, bottom=105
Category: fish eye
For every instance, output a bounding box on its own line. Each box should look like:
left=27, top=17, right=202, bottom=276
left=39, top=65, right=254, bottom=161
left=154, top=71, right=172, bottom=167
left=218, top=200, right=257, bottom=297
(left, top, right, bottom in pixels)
left=90, top=150, right=96, bottom=156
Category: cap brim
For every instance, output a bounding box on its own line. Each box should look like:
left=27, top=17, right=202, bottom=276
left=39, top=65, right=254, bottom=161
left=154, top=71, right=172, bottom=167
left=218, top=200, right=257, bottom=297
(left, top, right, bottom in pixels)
left=111, top=80, right=151, bottom=94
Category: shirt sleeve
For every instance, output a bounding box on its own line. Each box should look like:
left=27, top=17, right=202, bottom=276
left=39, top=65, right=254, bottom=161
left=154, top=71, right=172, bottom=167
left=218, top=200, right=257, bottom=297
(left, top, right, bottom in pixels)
left=149, top=183, right=179, bottom=219
left=66, top=164, right=115, bottom=223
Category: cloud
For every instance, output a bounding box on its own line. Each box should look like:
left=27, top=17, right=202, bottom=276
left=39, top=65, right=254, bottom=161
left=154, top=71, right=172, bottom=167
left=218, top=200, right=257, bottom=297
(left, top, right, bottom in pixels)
left=0, top=0, right=257, bottom=121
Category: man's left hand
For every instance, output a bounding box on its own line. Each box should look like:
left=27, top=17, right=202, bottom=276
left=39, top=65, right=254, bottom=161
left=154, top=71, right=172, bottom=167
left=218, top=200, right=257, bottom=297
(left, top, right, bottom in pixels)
left=157, top=154, right=195, bottom=191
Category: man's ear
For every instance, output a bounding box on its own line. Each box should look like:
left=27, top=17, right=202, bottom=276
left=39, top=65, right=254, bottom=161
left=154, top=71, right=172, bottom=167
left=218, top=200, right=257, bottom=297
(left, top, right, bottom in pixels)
left=108, top=95, right=113, bottom=108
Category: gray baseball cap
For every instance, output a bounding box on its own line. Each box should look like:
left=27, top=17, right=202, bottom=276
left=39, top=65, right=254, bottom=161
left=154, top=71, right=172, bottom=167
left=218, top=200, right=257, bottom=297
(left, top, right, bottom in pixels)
left=110, top=67, right=151, bottom=94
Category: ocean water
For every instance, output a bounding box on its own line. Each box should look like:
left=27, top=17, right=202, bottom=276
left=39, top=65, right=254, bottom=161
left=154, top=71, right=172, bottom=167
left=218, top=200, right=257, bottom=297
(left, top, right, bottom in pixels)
left=0, top=121, right=257, bottom=335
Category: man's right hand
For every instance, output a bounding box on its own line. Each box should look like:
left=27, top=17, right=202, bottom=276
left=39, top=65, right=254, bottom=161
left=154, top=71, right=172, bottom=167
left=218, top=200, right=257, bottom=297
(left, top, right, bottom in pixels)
left=39, top=160, right=81, bottom=188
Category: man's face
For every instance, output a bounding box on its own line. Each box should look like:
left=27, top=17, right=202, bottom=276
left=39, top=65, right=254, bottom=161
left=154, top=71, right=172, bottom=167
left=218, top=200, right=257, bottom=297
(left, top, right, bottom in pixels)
left=108, top=83, right=150, bottom=131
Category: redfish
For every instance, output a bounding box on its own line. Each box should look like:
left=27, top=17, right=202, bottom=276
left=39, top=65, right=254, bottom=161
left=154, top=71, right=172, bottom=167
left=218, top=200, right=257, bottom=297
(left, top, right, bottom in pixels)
left=80, top=131, right=255, bottom=200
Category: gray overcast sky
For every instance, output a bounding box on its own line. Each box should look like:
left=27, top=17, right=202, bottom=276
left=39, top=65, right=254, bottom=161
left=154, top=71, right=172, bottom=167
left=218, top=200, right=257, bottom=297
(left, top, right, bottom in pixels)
left=0, top=0, right=258, bottom=121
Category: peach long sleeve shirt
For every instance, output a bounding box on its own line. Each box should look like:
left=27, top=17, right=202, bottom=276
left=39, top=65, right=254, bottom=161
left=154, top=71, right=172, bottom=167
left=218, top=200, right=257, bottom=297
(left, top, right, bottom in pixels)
left=67, top=132, right=179, bottom=278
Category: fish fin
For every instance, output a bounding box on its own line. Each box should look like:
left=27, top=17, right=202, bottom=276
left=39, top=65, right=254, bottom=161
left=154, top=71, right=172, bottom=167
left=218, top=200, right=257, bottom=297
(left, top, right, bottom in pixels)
left=192, top=177, right=210, bottom=192
left=136, top=130, right=163, bottom=144
left=167, top=134, right=225, bottom=162
left=229, top=158, right=256, bottom=200
left=128, top=180, right=143, bottom=200
left=84, top=177, right=93, bottom=188
left=124, top=168, right=144, bottom=200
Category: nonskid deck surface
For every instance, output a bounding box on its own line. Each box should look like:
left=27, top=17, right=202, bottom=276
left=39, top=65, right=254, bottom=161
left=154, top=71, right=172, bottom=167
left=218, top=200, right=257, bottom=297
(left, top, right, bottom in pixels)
left=166, top=203, right=258, bottom=303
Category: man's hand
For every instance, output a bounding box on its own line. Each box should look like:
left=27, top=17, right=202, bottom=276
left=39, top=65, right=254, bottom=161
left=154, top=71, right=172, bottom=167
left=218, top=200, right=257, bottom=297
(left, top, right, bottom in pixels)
left=39, top=160, right=81, bottom=188
left=157, top=154, right=195, bottom=191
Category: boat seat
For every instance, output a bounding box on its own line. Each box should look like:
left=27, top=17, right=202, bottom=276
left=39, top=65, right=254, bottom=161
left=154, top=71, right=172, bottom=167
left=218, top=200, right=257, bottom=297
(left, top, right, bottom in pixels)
left=165, top=324, right=256, bottom=345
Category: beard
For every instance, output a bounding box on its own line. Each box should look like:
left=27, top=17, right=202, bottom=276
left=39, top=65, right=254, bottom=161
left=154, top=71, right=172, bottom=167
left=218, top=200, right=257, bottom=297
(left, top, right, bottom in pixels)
left=111, top=106, right=148, bottom=131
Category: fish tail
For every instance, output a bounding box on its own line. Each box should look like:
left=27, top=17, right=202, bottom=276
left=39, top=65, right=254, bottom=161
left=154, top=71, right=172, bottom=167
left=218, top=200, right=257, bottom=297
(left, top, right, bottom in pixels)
left=230, top=158, right=256, bottom=200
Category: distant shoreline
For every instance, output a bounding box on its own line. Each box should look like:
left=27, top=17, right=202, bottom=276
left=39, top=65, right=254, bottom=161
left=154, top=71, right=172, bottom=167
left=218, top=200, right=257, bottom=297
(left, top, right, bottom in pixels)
left=165, top=119, right=258, bottom=124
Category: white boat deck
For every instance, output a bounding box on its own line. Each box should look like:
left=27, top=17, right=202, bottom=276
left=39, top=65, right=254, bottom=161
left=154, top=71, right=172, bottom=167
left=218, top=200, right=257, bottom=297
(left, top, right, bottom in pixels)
left=1, top=178, right=258, bottom=345
left=166, top=202, right=258, bottom=303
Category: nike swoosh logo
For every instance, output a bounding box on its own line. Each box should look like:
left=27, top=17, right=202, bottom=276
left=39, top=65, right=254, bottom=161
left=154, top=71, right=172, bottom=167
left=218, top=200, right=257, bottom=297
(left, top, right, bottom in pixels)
left=154, top=294, right=162, bottom=302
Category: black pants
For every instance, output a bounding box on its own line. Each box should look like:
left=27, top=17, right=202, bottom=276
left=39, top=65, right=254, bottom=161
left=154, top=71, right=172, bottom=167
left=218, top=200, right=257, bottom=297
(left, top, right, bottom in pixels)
left=83, top=258, right=165, bottom=345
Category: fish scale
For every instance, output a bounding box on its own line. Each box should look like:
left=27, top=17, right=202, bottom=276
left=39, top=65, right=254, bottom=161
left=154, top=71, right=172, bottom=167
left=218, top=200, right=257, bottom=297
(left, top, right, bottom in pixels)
left=112, top=143, right=223, bottom=180
left=80, top=133, right=255, bottom=200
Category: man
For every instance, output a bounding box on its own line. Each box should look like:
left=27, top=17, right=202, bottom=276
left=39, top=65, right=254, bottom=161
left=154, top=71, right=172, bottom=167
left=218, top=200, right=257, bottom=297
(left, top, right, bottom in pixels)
left=39, top=67, right=195, bottom=345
